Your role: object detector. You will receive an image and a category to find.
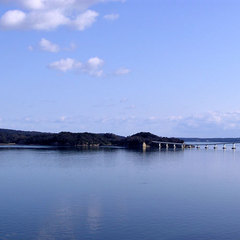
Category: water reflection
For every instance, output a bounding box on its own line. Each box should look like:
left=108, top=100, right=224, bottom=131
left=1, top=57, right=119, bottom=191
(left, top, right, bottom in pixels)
left=1, top=148, right=240, bottom=239
left=87, top=197, right=102, bottom=234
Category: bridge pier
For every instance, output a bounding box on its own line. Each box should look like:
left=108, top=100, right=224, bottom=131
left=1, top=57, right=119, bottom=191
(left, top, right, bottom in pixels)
left=214, top=144, right=218, bottom=150
left=142, top=142, right=147, bottom=151
left=153, top=141, right=185, bottom=150
left=223, top=144, right=227, bottom=150
left=232, top=144, right=236, bottom=150
left=205, top=145, right=208, bottom=149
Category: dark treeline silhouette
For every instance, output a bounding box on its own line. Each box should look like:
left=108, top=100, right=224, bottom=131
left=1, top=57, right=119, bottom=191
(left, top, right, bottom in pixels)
left=0, top=129, right=183, bottom=149
left=125, top=132, right=183, bottom=149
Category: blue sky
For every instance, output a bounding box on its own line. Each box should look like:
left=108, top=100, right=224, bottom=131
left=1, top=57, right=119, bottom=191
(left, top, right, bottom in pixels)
left=1, top=0, right=240, bottom=137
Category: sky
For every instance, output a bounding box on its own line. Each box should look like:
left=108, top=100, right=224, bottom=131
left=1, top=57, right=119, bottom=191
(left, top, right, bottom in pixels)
left=1, top=0, right=240, bottom=137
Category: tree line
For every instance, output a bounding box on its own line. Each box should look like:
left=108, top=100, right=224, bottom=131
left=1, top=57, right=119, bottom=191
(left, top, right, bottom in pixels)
left=0, top=129, right=183, bottom=149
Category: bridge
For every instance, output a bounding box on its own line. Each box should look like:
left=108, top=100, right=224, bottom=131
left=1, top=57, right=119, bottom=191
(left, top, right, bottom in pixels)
left=152, top=141, right=185, bottom=149
left=151, top=141, right=240, bottom=150
left=193, top=142, right=240, bottom=150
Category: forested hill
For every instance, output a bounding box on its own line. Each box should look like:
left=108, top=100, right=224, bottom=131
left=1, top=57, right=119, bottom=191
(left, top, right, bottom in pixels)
left=0, top=129, right=183, bottom=149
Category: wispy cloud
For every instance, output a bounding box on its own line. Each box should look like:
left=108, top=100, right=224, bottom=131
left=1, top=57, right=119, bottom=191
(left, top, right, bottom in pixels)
left=168, top=111, right=240, bottom=137
left=2, top=110, right=240, bottom=137
left=64, top=42, right=77, bottom=51
left=115, top=67, right=131, bottom=75
left=29, top=39, right=77, bottom=52
left=28, top=45, right=33, bottom=51
left=104, top=13, right=119, bottom=21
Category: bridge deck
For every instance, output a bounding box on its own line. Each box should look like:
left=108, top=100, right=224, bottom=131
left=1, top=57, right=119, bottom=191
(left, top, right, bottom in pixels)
left=192, top=142, right=240, bottom=146
left=152, top=141, right=184, bottom=145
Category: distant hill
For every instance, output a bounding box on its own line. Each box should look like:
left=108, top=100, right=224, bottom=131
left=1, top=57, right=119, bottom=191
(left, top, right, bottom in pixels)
left=125, top=132, right=183, bottom=149
left=0, top=129, right=183, bottom=149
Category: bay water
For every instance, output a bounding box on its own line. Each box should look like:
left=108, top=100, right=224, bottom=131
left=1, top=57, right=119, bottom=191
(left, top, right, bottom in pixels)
left=1, top=146, right=240, bottom=240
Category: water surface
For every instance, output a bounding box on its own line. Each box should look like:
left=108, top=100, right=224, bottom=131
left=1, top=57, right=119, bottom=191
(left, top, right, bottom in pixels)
left=1, top=147, right=240, bottom=240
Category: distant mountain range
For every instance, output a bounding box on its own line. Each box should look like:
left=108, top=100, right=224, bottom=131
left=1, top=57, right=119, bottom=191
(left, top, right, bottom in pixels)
left=0, top=129, right=183, bottom=149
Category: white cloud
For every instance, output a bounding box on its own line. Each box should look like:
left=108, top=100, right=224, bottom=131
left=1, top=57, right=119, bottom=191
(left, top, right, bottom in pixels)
left=104, top=13, right=119, bottom=21
left=21, top=0, right=45, bottom=10
left=115, top=67, right=131, bottom=75
left=72, top=10, right=99, bottom=31
left=27, top=9, right=69, bottom=30
left=49, top=58, right=78, bottom=72
left=0, top=8, right=69, bottom=30
left=0, top=0, right=123, bottom=31
left=87, top=57, right=104, bottom=69
left=49, top=56, right=104, bottom=77
left=82, top=57, right=104, bottom=77
left=17, top=0, right=99, bottom=11
left=49, top=57, right=131, bottom=77
left=39, top=38, right=59, bottom=52
left=0, top=10, right=26, bottom=29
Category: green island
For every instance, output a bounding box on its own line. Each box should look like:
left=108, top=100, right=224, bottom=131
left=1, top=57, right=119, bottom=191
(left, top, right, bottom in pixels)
left=0, top=129, right=184, bottom=149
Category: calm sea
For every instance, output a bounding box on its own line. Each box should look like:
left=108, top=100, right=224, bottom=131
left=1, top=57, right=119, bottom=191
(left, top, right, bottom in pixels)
left=1, top=146, right=240, bottom=240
